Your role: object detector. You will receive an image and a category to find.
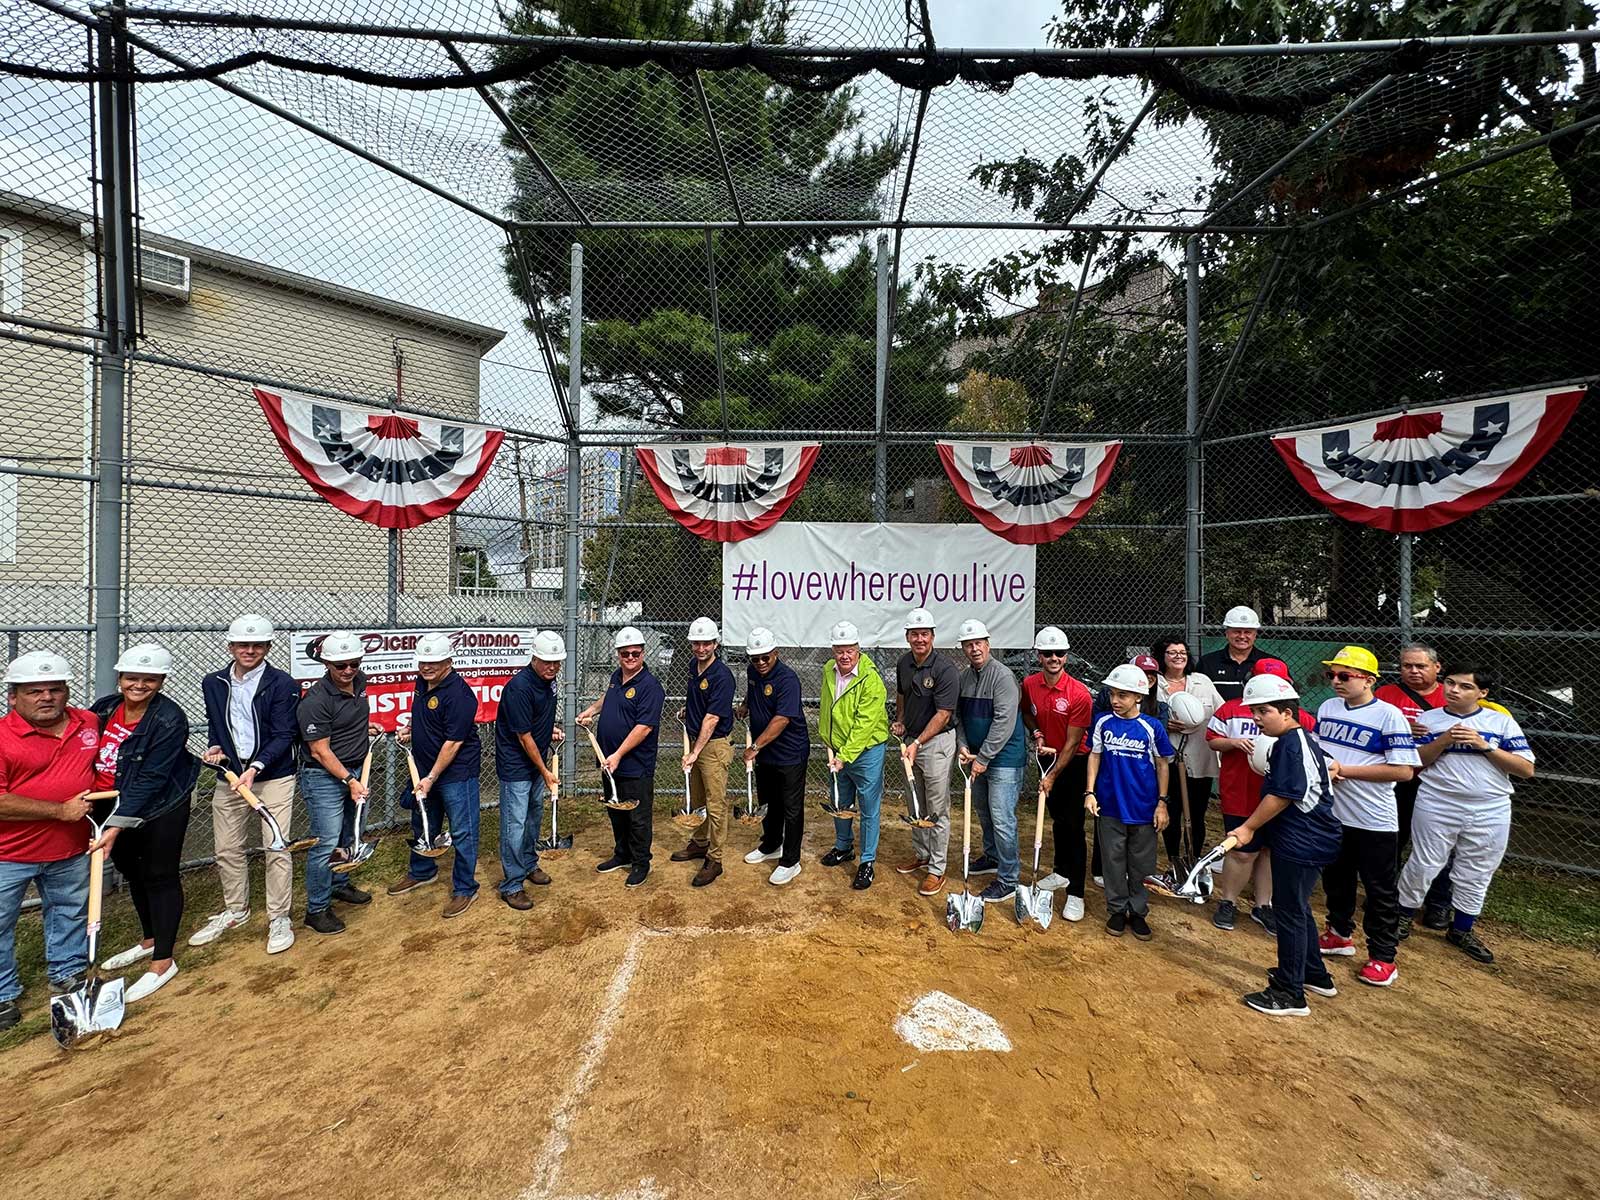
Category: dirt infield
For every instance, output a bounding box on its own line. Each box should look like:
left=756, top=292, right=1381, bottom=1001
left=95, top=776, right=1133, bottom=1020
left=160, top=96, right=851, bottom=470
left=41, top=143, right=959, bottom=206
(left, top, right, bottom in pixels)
left=4, top=818, right=1598, bottom=1200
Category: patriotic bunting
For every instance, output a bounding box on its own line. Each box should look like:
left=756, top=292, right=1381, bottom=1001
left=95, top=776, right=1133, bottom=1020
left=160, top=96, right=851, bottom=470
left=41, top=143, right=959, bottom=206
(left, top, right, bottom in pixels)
left=1269, top=385, right=1584, bottom=533
left=935, top=440, right=1122, bottom=545
left=636, top=441, right=821, bottom=542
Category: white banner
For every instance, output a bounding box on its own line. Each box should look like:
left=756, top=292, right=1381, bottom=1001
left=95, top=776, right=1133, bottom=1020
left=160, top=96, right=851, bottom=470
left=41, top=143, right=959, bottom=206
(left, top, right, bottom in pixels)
left=722, top=523, right=1036, bottom=649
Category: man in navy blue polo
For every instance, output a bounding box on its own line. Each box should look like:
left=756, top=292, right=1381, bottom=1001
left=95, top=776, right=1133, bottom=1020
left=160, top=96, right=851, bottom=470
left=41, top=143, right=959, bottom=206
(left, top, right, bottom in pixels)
left=388, top=632, right=482, bottom=917
left=494, top=631, right=566, bottom=911
left=738, top=627, right=810, bottom=886
left=577, top=626, right=664, bottom=889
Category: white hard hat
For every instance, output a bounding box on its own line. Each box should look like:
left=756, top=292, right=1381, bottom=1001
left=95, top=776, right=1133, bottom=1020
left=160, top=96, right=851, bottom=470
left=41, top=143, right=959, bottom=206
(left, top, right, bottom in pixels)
left=1249, top=733, right=1277, bottom=777
left=687, top=617, right=720, bottom=642
left=114, top=643, right=173, bottom=675
left=957, top=618, right=990, bottom=643
left=415, top=632, right=454, bottom=663
left=829, top=620, right=859, bottom=646
left=318, top=631, right=364, bottom=663
left=1223, top=604, right=1261, bottom=630
left=532, top=630, right=567, bottom=662
left=1103, top=663, right=1150, bottom=695
left=1168, top=690, right=1207, bottom=731
left=1242, top=674, right=1299, bottom=706
left=614, top=626, right=646, bottom=649
left=747, top=627, right=777, bottom=656
left=1033, top=625, right=1069, bottom=652
left=904, top=608, right=936, bottom=631
left=3, top=650, right=72, bottom=686
left=227, top=613, right=275, bottom=642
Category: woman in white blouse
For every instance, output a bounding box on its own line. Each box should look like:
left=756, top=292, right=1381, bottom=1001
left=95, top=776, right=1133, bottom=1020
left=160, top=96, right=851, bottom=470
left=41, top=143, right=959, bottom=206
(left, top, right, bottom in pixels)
left=1152, top=637, right=1222, bottom=866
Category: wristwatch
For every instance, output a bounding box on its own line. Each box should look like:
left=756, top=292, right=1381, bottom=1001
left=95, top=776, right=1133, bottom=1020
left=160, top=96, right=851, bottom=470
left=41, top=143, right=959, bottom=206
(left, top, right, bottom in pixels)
left=343, top=773, right=357, bottom=786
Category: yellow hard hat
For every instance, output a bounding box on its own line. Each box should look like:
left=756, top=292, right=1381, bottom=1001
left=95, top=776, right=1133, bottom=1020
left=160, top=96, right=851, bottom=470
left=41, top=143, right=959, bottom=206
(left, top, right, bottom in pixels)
left=1482, top=699, right=1510, bottom=716
left=1321, top=645, right=1380, bottom=676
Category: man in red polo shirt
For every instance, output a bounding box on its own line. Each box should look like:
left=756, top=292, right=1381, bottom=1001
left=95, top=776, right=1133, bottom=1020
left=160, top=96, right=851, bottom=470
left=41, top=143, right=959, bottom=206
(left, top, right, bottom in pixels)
left=0, top=650, right=97, bottom=1032
left=1020, top=626, right=1095, bottom=922
left=1376, top=642, right=1453, bottom=926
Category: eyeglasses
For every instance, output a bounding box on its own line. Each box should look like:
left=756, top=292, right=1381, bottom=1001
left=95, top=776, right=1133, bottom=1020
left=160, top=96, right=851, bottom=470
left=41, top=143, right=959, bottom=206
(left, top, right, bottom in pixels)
left=618, top=648, right=643, bottom=659
left=327, top=662, right=360, bottom=672
left=752, top=653, right=775, bottom=664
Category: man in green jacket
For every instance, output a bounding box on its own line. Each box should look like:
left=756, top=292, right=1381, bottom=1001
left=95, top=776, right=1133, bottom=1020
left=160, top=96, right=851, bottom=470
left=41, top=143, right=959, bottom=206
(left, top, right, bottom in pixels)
left=819, top=620, right=890, bottom=891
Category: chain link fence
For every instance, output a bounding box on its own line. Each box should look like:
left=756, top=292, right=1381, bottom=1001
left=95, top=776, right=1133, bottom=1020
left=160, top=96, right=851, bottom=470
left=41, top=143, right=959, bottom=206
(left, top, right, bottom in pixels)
left=3, top=1, right=1597, bottom=873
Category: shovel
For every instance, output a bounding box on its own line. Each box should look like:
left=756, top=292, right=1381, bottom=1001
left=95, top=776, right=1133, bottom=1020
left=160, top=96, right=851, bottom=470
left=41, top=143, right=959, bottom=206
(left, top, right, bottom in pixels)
left=1144, top=735, right=1198, bottom=901
left=586, top=725, right=636, bottom=811
left=1176, top=836, right=1237, bottom=903
left=331, top=749, right=377, bottom=875
left=217, top=760, right=316, bottom=853
left=51, top=793, right=128, bottom=1050
left=1014, top=785, right=1054, bottom=930
left=404, top=745, right=451, bottom=858
left=536, top=756, right=572, bottom=858
left=672, top=722, right=707, bottom=830
left=817, top=730, right=856, bottom=820
left=735, top=729, right=765, bottom=823
left=945, top=762, right=984, bottom=933
left=897, top=742, right=935, bottom=829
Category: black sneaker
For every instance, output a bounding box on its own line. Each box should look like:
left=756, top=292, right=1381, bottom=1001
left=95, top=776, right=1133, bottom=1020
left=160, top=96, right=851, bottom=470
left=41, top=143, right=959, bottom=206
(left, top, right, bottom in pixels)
left=1128, top=912, right=1153, bottom=941
left=1105, top=911, right=1126, bottom=937
left=596, top=855, right=631, bottom=874
left=1422, top=905, right=1452, bottom=931
left=851, top=863, right=875, bottom=891
left=821, top=847, right=856, bottom=868
left=1249, top=905, right=1277, bottom=935
left=1397, top=910, right=1414, bottom=941
left=968, top=854, right=999, bottom=876
left=305, top=908, right=345, bottom=935
left=50, top=973, right=87, bottom=995
left=1212, top=899, right=1237, bottom=931
left=1243, top=987, right=1309, bottom=1017
left=332, top=882, right=371, bottom=905
left=1447, top=926, right=1494, bottom=963
left=1268, top=968, right=1338, bottom=998
left=0, top=999, right=18, bottom=1031
left=977, top=880, right=1016, bottom=904
left=625, top=864, right=650, bottom=888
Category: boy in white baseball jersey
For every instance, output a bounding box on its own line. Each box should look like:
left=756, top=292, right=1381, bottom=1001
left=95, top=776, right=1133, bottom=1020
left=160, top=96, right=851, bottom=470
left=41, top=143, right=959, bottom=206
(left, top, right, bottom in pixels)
left=1398, top=666, right=1534, bottom=964
left=1315, top=646, right=1421, bottom=988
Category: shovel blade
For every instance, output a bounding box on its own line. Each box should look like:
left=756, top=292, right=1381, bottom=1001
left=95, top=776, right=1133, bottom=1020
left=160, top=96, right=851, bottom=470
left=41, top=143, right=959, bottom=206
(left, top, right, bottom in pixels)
left=536, top=834, right=574, bottom=853
left=1030, top=891, right=1055, bottom=931
left=945, top=891, right=984, bottom=934
left=49, top=977, right=125, bottom=1049
left=671, top=808, right=707, bottom=830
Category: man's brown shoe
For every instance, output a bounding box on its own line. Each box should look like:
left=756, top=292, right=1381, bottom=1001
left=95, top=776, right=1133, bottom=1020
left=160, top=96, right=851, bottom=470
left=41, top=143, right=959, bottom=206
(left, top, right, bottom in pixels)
left=500, top=889, right=533, bottom=911
left=895, top=857, right=929, bottom=875
left=918, top=873, right=945, bottom=897
left=670, top=842, right=708, bottom=863
left=442, top=892, right=477, bottom=918
left=527, top=868, right=552, bottom=886
left=692, top=860, right=723, bottom=888
left=387, top=874, right=435, bottom=896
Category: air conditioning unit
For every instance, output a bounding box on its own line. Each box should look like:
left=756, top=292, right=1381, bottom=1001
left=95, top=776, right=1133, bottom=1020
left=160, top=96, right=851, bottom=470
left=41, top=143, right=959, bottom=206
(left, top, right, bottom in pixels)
left=138, top=246, right=191, bottom=301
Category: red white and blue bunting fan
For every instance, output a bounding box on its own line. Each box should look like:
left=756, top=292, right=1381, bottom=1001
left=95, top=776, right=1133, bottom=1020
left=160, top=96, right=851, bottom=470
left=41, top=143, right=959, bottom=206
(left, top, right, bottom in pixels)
left=1269, top=385, right=1584, bottom=533
left=636, top=441, right=822, bottom=542
left=254, top=387, right=505, bottom=529
left=936, top=440, right=1123, bottom=544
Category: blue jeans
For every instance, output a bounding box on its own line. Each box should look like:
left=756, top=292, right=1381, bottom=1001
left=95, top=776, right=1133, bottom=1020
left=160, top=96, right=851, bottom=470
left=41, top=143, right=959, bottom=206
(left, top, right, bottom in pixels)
left=300, top=766, right=355, bottom=915
left=409, top=777, right=480, bottom=896
left=831, top=742, right=886, bottom=864
left=0, top=855, right=90, bottom=1001
left=497, top=776, right=547, bottom=894
left=972, top=764, right=1022, bottom=887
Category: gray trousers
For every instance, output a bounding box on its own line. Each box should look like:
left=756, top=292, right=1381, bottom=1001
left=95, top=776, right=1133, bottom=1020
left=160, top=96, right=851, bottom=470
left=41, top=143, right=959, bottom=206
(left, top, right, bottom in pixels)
left=1098, top=815, right=1158, bottom=917
left=908, top=728, right=955, bottom=875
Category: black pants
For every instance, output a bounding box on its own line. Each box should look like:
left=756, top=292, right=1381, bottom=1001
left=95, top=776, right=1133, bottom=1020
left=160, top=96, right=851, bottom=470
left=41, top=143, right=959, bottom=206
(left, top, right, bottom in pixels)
left=756, top=760, right=807, bottom=867
left=109, top=795, right=191, bottom=961
left=606, top=773, right=654, bottom=866
left=1397, top=778, right=1453, bottom=913
left=1272, top=855, right=1331, bottom=1003
left=1043, top=752, right=1093, bottom=898
left=1161, top=773, right=1214, bottom=863
left=1324, top=825, right=1401, bottom=964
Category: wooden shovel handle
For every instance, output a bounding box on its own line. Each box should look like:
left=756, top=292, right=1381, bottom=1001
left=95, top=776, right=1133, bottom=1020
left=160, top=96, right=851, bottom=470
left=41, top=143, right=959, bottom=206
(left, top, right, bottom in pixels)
left=404, top=748, right=421, bottom=789
left=83, top=790, right=119, bottom=802
left=216, top=765, right=264, bottom=810
left=1032, top=787, right=1048, bottom=852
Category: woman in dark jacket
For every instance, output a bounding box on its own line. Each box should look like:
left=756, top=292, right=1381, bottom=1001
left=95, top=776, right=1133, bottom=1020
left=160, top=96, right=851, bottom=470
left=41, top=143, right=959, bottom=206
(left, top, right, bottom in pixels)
left=90, top=643, right=200, bottom=1004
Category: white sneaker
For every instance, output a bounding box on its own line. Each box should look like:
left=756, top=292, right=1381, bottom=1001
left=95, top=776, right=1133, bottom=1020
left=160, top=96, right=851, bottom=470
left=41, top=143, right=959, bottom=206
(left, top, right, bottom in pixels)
left=188, top=909, right=249, bottom=947
left=1207, top=859, right=1223, bottom=874
left=1064, top=895, right=1086, bottom=922
left=102, top=942, right=154, bottom=971
left=1035, top=872, right=1069, bottom=892
left=266, top=916, right=295, bottom=955
left=744, top=847, right=782, bottom=865
left=769, top=863, right=802, bottom=886
left=125, top=962, right=178, bottom=1003
left=1091, top=875, right=1104, bottom=890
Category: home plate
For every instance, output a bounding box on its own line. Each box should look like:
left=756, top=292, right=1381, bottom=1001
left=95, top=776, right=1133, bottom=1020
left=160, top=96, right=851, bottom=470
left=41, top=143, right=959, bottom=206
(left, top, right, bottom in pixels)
left=894, top=991, right=1012, bottom=1052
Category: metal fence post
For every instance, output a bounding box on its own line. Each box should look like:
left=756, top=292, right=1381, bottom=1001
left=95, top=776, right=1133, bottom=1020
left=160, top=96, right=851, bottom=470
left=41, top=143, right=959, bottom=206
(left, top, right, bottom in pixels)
left=562, top=242, right=583, bottom=777
left=1184, top=236, right=1203, bottom=651
left=1398, top=532, right=1413, bottom=647
left=873, top=232, right=890, bottom=522
left=386, top=529, right=399, bottom=626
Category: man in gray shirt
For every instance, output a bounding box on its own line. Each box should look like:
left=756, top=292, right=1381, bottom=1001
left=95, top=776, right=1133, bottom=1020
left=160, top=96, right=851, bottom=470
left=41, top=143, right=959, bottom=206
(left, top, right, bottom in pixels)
left=955, top=619, right=1028, bottom=903
left=892, top=608, right=959, bottom=896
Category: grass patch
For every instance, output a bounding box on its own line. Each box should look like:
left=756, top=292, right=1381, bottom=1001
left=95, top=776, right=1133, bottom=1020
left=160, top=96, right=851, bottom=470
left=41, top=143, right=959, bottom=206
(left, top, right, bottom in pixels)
left=1485, top=867, right=1600, bottom=951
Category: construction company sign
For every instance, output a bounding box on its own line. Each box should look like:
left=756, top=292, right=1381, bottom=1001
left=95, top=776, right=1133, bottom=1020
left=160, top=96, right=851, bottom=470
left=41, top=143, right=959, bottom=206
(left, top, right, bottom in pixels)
left=722, top=522, right=1037, bottom=649
left=289, top=628, right=535, bottom=732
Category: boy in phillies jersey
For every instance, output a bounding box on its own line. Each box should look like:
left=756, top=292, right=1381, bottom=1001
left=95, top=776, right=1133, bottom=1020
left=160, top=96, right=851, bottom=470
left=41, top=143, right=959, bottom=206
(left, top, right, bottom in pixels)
left=1399, top=666, right=1534, bottom=964
left=1315, top=646, right=1421, bottom=988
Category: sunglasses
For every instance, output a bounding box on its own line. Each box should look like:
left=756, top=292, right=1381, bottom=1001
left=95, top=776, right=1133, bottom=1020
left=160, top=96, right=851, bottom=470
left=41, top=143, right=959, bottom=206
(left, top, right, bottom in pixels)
left=1039, top=651, right=1066, bottom=659
left=751, top=653, right=775, bottom=664
left=1326, top=671, right=1365, bottom=683
left=618, top=648, right=643, bottom=659
left=327, top=661, right=361, bottom=672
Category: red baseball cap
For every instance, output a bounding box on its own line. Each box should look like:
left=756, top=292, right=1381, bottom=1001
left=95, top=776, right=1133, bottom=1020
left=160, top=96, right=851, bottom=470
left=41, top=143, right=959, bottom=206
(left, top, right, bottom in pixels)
left=1252, top=658, right=1291, bottom=680
left=1131, top=654, right=1160, bottom=674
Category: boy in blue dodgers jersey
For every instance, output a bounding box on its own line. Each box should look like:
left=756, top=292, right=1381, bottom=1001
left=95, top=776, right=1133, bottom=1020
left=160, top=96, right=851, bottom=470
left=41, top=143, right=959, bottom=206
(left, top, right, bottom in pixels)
left=1230, top=674, right=1343, bottom=1017
left=668, top=617, right=737, bottom=888
left=1086, top=664, right=1173, bottom=938
left=388, top=632, right=483, bottom=918
left=1315, top=646, right=1420, bottom=988
left=738, top=627, right=810, bottom=886
left=1398, top=666, right=1534, bottom=964
left=493, top=631, right=567, bottom=911
left=577, top=626, right=665, bottom=889
left=955, top=619, right=1027, bottom=905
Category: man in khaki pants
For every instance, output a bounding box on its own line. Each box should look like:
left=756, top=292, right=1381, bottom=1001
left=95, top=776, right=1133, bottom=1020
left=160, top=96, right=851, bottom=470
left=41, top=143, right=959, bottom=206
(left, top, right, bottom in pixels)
left=193, top=614, right=304, bottom=954
left=670, top=617, right=736, bottom=887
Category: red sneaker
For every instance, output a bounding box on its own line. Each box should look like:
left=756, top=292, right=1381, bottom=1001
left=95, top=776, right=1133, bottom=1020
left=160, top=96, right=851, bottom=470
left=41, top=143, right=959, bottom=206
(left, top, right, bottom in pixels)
left=1358, top=959, right=1399, bottom=987
left=1318, top=928, right=1356, bottom=957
